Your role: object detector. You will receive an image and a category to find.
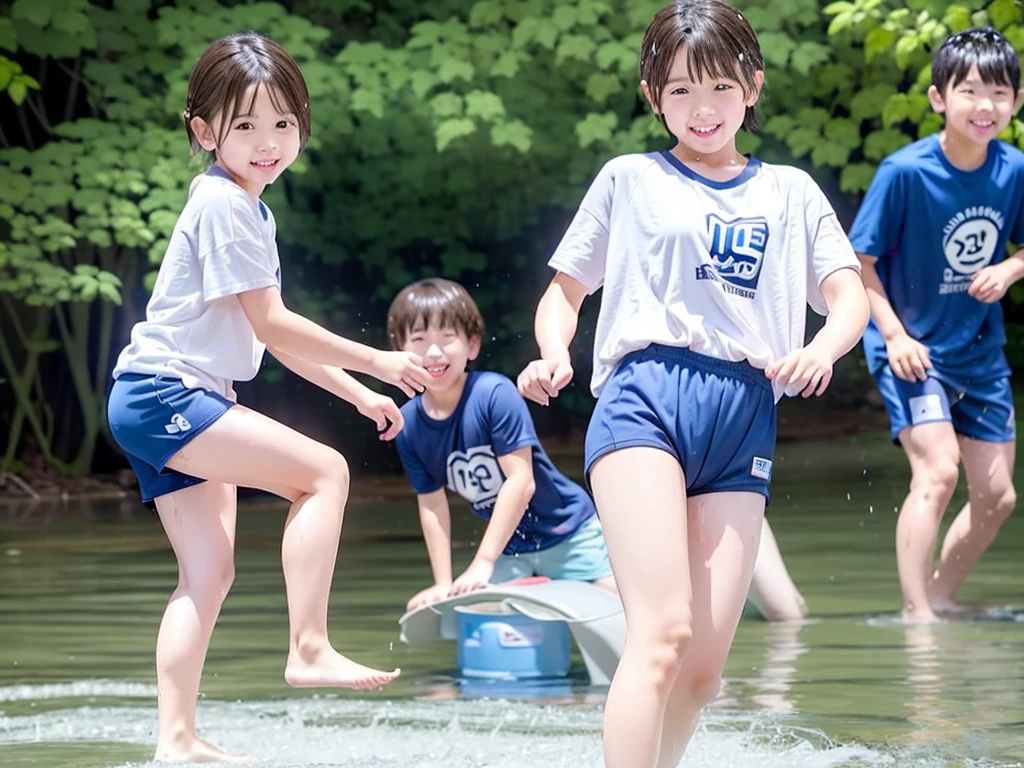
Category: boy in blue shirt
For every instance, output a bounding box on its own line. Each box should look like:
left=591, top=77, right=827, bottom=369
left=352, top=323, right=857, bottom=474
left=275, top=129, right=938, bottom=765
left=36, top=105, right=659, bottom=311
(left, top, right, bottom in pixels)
left=387, top=278, right=617, bottom=610
left=849, top=27, right=1024, bottom=623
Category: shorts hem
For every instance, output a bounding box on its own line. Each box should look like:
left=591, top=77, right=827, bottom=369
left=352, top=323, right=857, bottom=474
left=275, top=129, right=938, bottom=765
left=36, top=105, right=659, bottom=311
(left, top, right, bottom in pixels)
left=688, top=484, right=770, bottom=504
left=151, top=404, right=233, bottom=472
left=584, top=439, right=680, bottom=480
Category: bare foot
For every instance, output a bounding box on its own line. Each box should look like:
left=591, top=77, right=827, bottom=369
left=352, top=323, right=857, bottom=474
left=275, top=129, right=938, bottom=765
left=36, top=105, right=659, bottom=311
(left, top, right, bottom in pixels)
left=155, top=736, right=254, bottom=763
left=285, top=647, right=400, bottom=691
left=901, top=608, right=941, bottom=625
left=930, top=596, right=986, bottom=615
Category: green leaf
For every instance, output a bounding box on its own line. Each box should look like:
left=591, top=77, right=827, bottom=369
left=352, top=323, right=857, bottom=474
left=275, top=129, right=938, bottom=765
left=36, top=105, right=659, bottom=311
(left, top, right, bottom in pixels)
left=435, top=118, right=476, bottom=151
left=840, top=163, right=877, bottom=194
left=97, top=281, right=123, bottom=305
left=823, top=1, right=856, bottom=14
left=11, top=0, right=54, bottom=27
left=894, top=34, right=920, bottom=69
left=918, top=112, right=944, bottom=138
left=437, top=58, right=474, bottom=83
left=429, top=92, right=463, bottom=119
left=490, top=119, right=532, bottom=153
left=989, top=0, right=1023, bottom=29
left=464, top=91, right=505, bottom=122
left=551, top=5, right=577, bottom=31
left=796, top=107, right=831, bottom=129
left=764, top=114, right=796, bottom=138
left=864, top=128, right=912, bottom=160
left=786, top=126, right=820, bottom=157
left=864, top=26, right=896, bottom=61
left=824, top=117, right=861, bottom=149
left=490, top=50, right=521, bottom=79
left=574, top=111, right=618, bottom=148
left=790, top=41, right=831, bottom=75
left=811, top=142, right=852, bottom=167
left=7, top=79, right=27, bottom=105
left=0, top=19, right=16, bottom=52
left=350, top=88, right=384, bottom=119
left=759, top=32, right=796, bottom=67
left=87, top=229, right=112, bottom=247
left=556, top=34, right=596, bottom=65
left=586, top=72, right=622, bottom=104
left=850, top=83, right=897, bottom=122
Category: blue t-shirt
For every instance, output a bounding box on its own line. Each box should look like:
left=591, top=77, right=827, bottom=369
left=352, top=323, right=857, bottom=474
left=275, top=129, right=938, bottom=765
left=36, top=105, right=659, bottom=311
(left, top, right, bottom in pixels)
left=848, top=135, right=1024, bottom=381
left=394, top=371, right=596, bottom=555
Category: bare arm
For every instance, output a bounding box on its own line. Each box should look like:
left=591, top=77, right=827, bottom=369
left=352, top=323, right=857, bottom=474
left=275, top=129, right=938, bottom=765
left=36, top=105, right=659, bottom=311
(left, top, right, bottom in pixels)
left=857, top=253, right=931, bottom=381
left=806, top=266, right=870, bottom=362
left=518, top=273, right=589, bottom=405
left=269, top=346, right=403, bottom=440
left=237, top=286, right=430, bottom=396
left=857, top=254, right=907, bottom=342
left=418, top=488, right=453, bottom=588
left=450, top=447, right=536, bottom=596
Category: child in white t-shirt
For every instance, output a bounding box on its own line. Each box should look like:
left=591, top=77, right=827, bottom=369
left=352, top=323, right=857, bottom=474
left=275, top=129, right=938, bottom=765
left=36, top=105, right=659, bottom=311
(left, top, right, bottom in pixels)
left=517, top=2, right=868, bottom=765
left=107, top=33, right=430, bottom=764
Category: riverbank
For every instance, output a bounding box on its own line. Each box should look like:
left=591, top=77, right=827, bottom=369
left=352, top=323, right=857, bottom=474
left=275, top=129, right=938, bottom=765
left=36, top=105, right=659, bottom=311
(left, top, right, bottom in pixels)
left=0, top=400, right=891, bottom=505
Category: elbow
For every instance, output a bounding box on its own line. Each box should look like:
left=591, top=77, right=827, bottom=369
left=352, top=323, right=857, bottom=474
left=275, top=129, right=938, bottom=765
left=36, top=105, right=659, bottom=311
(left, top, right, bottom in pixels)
left=521, top=478, right=537, bottom=502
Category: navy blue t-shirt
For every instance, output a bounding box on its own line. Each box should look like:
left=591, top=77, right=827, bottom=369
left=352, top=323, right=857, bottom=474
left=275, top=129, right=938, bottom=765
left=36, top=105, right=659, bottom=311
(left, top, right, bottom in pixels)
left=848, top=135, right=1024, bottom=381
left=394, top=371, right=596, bottom=555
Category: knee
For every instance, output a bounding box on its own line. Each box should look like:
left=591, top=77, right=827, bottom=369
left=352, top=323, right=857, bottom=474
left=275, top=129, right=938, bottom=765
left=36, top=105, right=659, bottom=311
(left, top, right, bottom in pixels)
left=635, top=610, right=693, bottom=691
left=178, top=557, right=234, bottom=610
left=911, top=457, right=959, bottom=503
left=682, top=669, right=723, bottom=708
left=312, top=449, right=350, bottom=498
left=990, top=485, right=1016, bottom=521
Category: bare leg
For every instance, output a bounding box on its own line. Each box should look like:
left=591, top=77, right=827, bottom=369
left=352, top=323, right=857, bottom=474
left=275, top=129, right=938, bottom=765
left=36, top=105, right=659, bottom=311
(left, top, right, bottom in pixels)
left=657, top=493, right=765, bottom=768
left=590, top=447, right=692, bottom=768
left=153, top=481, right=251, bottom=764
left=746, top=517, right=806, bottom=621
left=592, top=574, right=619, bottom=596
left=165, top=404, right=400, bottom=689
left=894, top=422, right=961, bottom=623
left=929, top=436, right=1016, bottom=610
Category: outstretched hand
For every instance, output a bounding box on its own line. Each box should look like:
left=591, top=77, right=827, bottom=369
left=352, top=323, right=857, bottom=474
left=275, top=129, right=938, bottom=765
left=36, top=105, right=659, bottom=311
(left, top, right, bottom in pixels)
left=354, top=390, right=404, bottom=441
left=517, top=357, right=574, bottom=406
left=372, top=350, right=431, bottom=398
left=765, top=343, right=833, bottom=398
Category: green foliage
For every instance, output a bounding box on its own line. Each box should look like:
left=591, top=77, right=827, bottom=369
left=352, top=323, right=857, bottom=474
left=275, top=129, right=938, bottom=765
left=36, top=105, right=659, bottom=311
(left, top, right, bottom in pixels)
left=3, top=0, right=1024, bottom=478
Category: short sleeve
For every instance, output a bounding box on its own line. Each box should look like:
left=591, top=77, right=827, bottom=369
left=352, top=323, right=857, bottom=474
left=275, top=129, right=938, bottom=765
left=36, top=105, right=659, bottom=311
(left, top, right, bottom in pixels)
left=847, top=158, right=906, bottom=259
left=548, top=163, right=614, bottom=294
left=804, top=181, right=861, bottom=316
left=487, top=378, right=540, bottom=458
left=395, top=429, right=443, bottom=494
left=198, top=192, right=280, bottom=302
left=1011, top=166, right=1024, bottom=245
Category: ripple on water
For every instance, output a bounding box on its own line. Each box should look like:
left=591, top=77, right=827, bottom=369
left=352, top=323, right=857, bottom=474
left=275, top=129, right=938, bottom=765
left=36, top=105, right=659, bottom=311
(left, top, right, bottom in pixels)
left=0, top=680, right=1011, bottom=768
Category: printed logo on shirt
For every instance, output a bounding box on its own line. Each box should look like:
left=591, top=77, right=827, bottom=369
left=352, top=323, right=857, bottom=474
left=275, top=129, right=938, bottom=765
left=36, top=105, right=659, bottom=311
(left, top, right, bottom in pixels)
left=164, top=413, right=192, bottom=435
left=446, top=445, right=503, bottom=510
left=750, top=457, right=773, bottom=481
left=940, top=206, right=1003, bottom=294
left=698, top=214, right=770, bottom=297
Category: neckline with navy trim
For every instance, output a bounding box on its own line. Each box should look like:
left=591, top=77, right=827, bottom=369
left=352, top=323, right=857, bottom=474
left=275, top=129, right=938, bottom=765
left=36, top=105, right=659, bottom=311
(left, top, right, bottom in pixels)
left=660, top=150, right=762, bottom=189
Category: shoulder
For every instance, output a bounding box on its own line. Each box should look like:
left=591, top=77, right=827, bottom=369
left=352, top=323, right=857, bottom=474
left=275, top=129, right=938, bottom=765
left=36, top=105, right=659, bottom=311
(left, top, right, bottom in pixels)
left=993, top=139, right=1024, bottom=170
left=470, top=371, right=519, bottom=401
left=874, top=137, right=939, bottom=179
left=595, top=152, right=662, bottom=183
left=188, top=174, right=264, bottom=228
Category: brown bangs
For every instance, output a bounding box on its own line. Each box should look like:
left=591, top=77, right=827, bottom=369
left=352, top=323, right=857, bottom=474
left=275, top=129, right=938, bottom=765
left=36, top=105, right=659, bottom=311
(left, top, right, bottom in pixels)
left=387, top=279, right=486, bottom=349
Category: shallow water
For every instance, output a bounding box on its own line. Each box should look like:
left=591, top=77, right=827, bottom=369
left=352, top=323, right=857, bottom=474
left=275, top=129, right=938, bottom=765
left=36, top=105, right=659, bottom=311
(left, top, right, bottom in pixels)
left=1, top=432, right=1023, bottom=767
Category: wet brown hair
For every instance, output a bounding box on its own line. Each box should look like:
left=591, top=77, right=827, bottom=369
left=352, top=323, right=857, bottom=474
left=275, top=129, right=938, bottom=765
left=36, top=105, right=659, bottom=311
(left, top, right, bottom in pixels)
left=387, top=279, right=486, bottom=350
left=184, top=32, right=311, bottom=156
left=639, top=0, right=764, bottom=131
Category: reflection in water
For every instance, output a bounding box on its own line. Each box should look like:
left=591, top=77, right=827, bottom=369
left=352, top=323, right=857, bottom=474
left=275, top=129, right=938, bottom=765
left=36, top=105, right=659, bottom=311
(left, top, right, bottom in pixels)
left=3, top=431, right=1024, bottom=768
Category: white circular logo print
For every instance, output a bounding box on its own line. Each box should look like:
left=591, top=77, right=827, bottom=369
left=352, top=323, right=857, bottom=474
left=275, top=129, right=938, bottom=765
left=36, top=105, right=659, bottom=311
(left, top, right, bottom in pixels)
left=943, top=217, right=999, bottom=274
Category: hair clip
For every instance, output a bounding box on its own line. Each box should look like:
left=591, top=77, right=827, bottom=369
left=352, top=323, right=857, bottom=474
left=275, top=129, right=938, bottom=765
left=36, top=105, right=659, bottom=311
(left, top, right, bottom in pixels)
left=183, top=107, right=192, bottom=120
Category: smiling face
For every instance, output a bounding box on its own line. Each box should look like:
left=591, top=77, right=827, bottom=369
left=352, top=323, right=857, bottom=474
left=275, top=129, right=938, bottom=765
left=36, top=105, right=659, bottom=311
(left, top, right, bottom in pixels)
left=401, top=322, right=480, bottom=394
left=643, top=47, right=762, bottom=159
left=190, top=85, right=301, bottom=199
left=929, top=63, right=1021, bottom=148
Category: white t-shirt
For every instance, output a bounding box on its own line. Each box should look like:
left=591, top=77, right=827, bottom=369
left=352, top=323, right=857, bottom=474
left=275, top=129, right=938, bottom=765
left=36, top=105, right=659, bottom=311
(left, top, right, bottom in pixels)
left=548, top=152, right=860, bottom=401
left=112, top=168, right=281, bottom=400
